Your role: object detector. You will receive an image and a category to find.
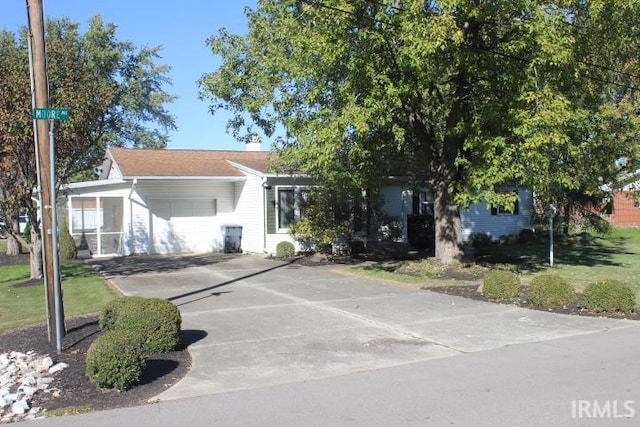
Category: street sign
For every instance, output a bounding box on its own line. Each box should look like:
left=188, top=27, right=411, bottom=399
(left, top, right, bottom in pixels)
left=33, top=108, right=70, bottom=121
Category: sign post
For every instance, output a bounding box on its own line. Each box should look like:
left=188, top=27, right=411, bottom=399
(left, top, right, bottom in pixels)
left=33, top=108, right=69, bottom=353
left=546, top=204, right=556, bottom=266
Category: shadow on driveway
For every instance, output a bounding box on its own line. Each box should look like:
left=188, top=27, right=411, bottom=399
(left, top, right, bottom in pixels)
left=88, top=253, right=239, bottom=276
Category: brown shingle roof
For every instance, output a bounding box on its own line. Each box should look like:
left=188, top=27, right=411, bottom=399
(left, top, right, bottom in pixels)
left=108, top=147, right=271, bottom=177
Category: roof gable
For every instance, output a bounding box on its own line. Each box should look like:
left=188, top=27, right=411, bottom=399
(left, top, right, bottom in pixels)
left=107, top=147, right=271, bottom=178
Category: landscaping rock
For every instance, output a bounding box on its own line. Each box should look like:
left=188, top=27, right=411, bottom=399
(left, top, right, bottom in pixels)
left=0, top=350, right=67, bottom=423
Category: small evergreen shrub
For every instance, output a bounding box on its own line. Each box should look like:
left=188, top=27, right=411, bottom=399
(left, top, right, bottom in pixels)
left=276, top=241, right=296, bottom=258
left=58, top=221, right=77, bottom=260
left=518, top=228, right=535, bottom=244
left=99, top=296, right=182, bottom=353
left=469, top=232, right=492, bottom=248
left=86, top=329, right=148, bottom=391
left=528, top=274, right=575, bottom=307
left=482, top=270, right=520, bottom=300
left=23, top=222, right=32, bottom=244
left=580, top=280, right=636, bottom=314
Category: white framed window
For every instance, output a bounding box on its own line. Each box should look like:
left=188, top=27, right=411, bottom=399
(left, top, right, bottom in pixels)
left=276, top=186, right=309, bottom=232
left=491, top=191, right=520, bottom=216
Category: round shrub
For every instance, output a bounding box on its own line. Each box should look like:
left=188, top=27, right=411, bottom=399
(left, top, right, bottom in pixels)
left=276, top=241, right=296, bottom=258
left=469, top=232, right=492, bottom=248
left=580, top=280, right=636, bottom=314
left=528, top=274, right=575, bottom=307
left=518, top=228, right=535, bottom=244
left=482, top=270, right=521, bottom=300
left=86, top=329, right=148, bottom=391
left=99, top=296, right=182, bottom=353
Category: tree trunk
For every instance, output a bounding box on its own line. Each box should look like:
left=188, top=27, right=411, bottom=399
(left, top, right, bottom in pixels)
left=6, top=217, right=21, bottom=255
left=29, top=234, right=43, bottom=279
left=6, top=235, right=21, bottom=255
left=433, top=182, right=463, bottom=264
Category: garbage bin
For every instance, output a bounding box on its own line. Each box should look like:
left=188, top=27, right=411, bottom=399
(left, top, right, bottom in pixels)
left=221, top=225, right=242, bottom=253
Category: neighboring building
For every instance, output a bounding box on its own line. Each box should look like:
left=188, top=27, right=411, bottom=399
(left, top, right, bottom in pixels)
left=63, top=145, right=533, bottom=257
left=610, top=191, right=640, bottom=227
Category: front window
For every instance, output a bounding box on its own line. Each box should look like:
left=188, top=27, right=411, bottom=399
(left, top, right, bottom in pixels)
left=276, top=186, right=309, bottom=232
left=491, top=191, right=520, bottom=216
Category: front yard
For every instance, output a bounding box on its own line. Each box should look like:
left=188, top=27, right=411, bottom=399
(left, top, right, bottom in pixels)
left=351, top=227, right=640, bottom=304
left=0, top=240, right=117, bottom=333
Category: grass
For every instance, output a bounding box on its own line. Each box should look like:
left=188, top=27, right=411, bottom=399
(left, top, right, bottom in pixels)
left=350, top=227, right=640, bottom=302
left=0, top=258, right=117, bottom=334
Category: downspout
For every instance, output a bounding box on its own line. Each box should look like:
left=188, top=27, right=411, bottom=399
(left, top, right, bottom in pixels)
left=127, top=178, right=137, bottom=255
left=262, top=177, right=268, bottom=253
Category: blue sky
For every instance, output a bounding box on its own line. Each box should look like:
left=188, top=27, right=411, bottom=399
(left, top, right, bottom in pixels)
left=2, top=0, right=263, bottom=151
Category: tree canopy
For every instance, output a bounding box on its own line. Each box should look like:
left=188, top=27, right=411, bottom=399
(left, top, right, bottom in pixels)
left=201, top=0, right=640, bottom=262
left=0, top=15, right=176, bottom=269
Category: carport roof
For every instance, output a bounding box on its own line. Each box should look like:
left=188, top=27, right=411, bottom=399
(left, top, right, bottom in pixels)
left=108, top=147, right=271, bottom=178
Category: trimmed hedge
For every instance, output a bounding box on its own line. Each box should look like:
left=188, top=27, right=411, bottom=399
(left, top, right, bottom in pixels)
left=99, top=296, right=182, bottom=353
left=482, top=270, right=520, bottom=300
left=580, top=280, right=636, bottom=314
left=86, top=329, right=148, bottom=391
left=276, top=241, right=296, bottom=258
left=528, top=274, right=576, bottom=307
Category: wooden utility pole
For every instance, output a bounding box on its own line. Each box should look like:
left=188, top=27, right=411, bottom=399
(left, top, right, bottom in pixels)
left=26, top=0, right=64, bottom=349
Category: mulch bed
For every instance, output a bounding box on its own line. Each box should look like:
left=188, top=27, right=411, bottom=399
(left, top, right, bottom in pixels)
left=0, top=315, right=191, bottom=417
left=427, top=284, right=640, bottom=320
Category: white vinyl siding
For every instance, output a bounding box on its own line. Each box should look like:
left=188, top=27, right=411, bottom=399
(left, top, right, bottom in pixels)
left=461, top=189, right=534, bottom=242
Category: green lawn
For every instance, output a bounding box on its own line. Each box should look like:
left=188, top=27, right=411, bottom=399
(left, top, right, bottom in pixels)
left=486, top=228, right=640, bottom=294
left=0, top=257, right=117, bottom=334
left=351, top=227, right=640, bottom=300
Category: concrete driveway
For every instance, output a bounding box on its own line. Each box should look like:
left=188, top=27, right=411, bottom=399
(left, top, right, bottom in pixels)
left=90, top=253, right=637, bottom=402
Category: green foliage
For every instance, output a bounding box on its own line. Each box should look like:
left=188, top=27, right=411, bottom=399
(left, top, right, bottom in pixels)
left=287, top=188, right=354, bottom=254
left=0, top=17, right=176, bottom=276
left=482, top=270, right=521, bottom=300
left=276, top=241, right=296, bottom=258
left=518, top=229, right=536, bottom=244
left=99, top=296, right=182, bottom=353
left=580, top=280, right=636, bottom=314
left=528, top=274, right=576, bottom=307
left=468, top=232, right=492, bottom=248
left=22, top=222, right=32, bottom=244
left=201, top=0, right=640, bottom=264
left=58, top=220, right=77, bottom=260
left=86, top=329, right=148, bottom=391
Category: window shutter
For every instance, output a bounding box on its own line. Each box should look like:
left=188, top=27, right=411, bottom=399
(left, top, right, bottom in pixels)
left=491, top=206, right=497, bottom=216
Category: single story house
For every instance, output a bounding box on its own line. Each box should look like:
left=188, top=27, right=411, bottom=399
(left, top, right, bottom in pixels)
left=63, top=144, right=533, bottom=257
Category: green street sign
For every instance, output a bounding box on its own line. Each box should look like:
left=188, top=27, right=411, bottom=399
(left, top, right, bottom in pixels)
left=33, top=108, right=70, bottom=121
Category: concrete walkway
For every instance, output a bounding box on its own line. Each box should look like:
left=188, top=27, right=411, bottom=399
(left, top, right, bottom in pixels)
left=87, top=254, right=636, bottom=402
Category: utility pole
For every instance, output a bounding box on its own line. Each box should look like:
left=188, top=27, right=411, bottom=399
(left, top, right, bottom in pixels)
left=26, top=0, right=65, bottom=351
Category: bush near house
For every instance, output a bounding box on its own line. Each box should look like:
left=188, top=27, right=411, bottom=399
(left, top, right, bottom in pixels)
left=528, top=274, right=576, bottom=307
left=580, top=280, right=636, bottom=314
left=482, top=270, right=521, bottom=300
left=276, top=241, right=296, bottom=258
left=86, top=329, right=148, bottom=391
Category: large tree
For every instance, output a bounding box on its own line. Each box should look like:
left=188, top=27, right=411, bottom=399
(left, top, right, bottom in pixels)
left=200, top=0, right=640, bottom=263
left=0, top=16, right=176, bottom=276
